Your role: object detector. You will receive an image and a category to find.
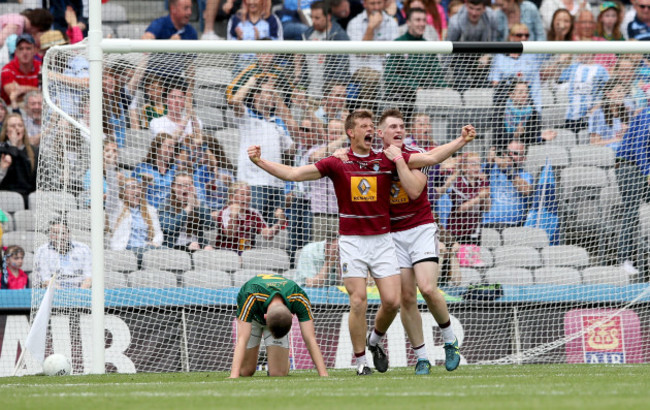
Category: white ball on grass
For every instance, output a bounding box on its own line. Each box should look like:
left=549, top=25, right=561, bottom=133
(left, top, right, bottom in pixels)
left=42, top=353, right=72, bottom=376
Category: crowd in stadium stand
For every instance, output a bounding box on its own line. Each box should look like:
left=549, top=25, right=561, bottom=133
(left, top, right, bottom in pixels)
left=3, top=0, right=650, bottom=290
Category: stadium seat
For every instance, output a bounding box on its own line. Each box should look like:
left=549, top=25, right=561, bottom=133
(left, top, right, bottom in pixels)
left=105, top=250, right=139, bottom=273
left=116, top=23, right=150, bottom=39
left=540, top=245, right=590, bottom=268
left=0, top=3, right=28, bottom=15
left=569, top=146, right=616, bottom=168
left=481, top=228, right=501, bottom=249
left=183, top=270, right=232, bottom=289
left=70, top=228, right=91, bottom=245
left=415, top=88, right=463, bottom=109
left=582, top=266, right=631, bottom=286
left=576, top=129, right=590, bottom=145
left=462, top=88, right=494, bottom=108
left=0, top=190, right=25, bottom=213
left=128, top=270, right=178, bottom=288
left=202, top=229, right=220, bottom=246
left=105, top=271, right=129, bottom=289
left=546, top=128, right=577, bottom=147
left=101, top=3, right=128, bottom=23
left=524, top=145, right=569, bottom=177
left=485, top=267, right=534, bottom=285
left=118, top=145, right=149, bottom=169
left=1, top=212, right=13, bottom=232
left=640, top=203, right=650, bottom=240
left=192, top=249, right=241, bottom=273
left=142, top=249, right=192, bottom=273
left=559, top=166, right=608, bottom=236
left=459, top=267, right=482, bottom=286
left=254, top=229, right=289, bottom=250
left=480, top=247, right=494, bottom=268
left=232, top=269, right=264, bottom=287
left=28, top=191, right=78, bottom=213
left=241, top=248, right=290, bottom=272
left=22, top=252, right=34, bottom=274
left=534, top=267, right=582, bottom=285
left=502, top=227, right=549, bottom=249
left=102, top=25, right=115, bottom=38
left=493, top=246, right=542, bottom=268
left=1, top=231, right=47, bottom=253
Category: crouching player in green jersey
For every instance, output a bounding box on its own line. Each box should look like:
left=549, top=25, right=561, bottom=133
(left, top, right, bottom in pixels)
left=229, top=274, right=329, bottom=378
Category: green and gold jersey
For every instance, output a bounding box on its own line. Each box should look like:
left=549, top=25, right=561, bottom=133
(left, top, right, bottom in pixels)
left=236, top=274, right=313, bottom=325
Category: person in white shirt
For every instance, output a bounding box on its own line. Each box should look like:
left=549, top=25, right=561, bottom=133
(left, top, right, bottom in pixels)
left=34, top=219, right=92, bottom=288
left=149, top=82, right=202, bottom=144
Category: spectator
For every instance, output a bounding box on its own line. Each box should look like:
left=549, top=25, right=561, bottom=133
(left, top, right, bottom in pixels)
left=189, top=133, right=234, bottom=212
left=447, top=152, right=490, bottom=245
left=489, top=24, right=547, bottom=113
left=405, top=112, right=437, bottom=148
left=385, top=7, right=447, bottom=123
left=561, top=53, right=610, bottom=133
left=141, top=73, right=168, bottom=129
left=133, top=132, right=178, bottom=209
left=1, top=34, right=40, bottom=108
left=447, top=0, right=464, bottom=18
left=573, top=8, right=616, bottom=71
left=613, top=56, right=646, bottom=115
left=297, top=1, right=350, bottom=97
left=143, top=0, right=198, bottom=40
left=0, top=100, right=7, bottom=129
left=539, top=0, right=591, bottom=33
left=105, top=171, right=164, bottom=264
left=150, top=81, right=202, bottom=144
left=305, top=119, right=346, bottom=242
left=63, top=6, right=85, bottom=44
left=627, top=0, right=650, bottom=40
left=102, top=66, right=127, bottom=147
left=616, top=106, right=650, bottom=281
left=384, top=0, right=406, bottom=25
left=597, top=1, right=624, bottom=41
left=227, top=0, right=282, bottom=41
left=295, top=234, right=340, bottom=287
left=202, top=0, right=242, bottom=39
left=314, top=81, right=349, bottom=125
left=1, top=245, right=29, bottom=289
left=0, top=113, right=38, bottom=208
left=81, top=138, right=117, bottom=209
left=588, top=79, right=629, bottom=152
left=231, top=75, right=294, bottom=224
left=277, top=0, right=314, bottom=40
left=159, top=172, right=216, bottom=251
left=493, top=79, right=556, bottom=148
left=0, top=14, right=35, bottom=49
left=446, top=0, right=504, bottom=41
left=331, top=0, right=365, bottom=30
left=401, top=0, right=446, bottom=40
left=34, top=218, right=92, bottom=288
left=547, top=8, right=574, bottom=41
left=482, top=140, right=533, bottom=229
left=494, top=0, right=545, bottom=41
left=21, top=91, right=42, bottom=148
left=346, top=0, right=399, bottom=112
left=48, top=2, right=85, bottom=35
left=213, top=182, right=286, bottom=254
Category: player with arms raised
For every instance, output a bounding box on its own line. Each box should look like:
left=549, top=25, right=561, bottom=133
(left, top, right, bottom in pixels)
left=230, top=274, right=328, bottom=378
left=248, top=109, right=476, bottom=375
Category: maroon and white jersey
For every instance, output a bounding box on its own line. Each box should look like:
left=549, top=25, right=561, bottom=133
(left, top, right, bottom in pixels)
left=448, top=175, right=489, bottom=239
left=389, top=144, right=435, bottom=232
left=314, top=150, right=409, bottom=236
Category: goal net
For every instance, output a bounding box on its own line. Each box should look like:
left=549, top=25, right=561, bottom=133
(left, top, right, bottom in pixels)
left=9, top=43, right=650, bottom=375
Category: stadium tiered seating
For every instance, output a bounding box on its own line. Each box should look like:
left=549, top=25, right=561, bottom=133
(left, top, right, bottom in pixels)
left=546, top=128, right=577, bottom=147
left=1, top=231, right=47, bottom=253
left=534, top=267, right=582, bottom=285
left=569, top=146, right=616, bottom=168
left=129, top=270, right=178, bottom=288
left=524, top=145, right=569, bottom=177
left=494, top=246, right=542, bottom=269
left=502, top=227, right=549, bottom=249
left=105, top=271, right=129, bottom=288
left=232, top=269, right=264, bottom=287
left=540, top=245, right=590, bottom=269
left=183, top=270, right=231, bottom=289
left=142, top=249, right=192, bottom=273
left=481, top=228, right=501, bottom=249
left=582, top=266, right=632, bottom=286
left=485, top=267, right=534, bottom=286
left=254, top=229, right=289, bottom=250
left=0, top=190, right=25, bottom=213
left=105, top=250, right=139, bottom=273
left=116, top=23, right=150, bottom=39
left=241, top=248, right=290, bottom=272
left=192, top=249, right=241, bottom=273
left=459, top=267, right=482, bottom=286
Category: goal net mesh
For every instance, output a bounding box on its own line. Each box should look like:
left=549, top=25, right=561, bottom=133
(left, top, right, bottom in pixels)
left=19, top=46, right=650, bottom=374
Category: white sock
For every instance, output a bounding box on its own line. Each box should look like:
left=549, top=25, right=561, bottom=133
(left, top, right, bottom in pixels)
left=355, top=354, right=367, bottom=367
left=441, top=325, right=455, bottom=344
left=368, top=329, right=384, bottom=347
left=413, top=344, right=428, bottom=361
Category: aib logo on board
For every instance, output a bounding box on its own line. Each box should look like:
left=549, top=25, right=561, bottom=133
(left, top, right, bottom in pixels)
left=583, top=315, right=625, bottom=364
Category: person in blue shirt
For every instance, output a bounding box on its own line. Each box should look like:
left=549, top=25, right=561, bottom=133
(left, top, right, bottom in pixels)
left=482, top=140, right=534, bottom=229
left=615, top=108, right=650, bottom=281
left=143, top=0, right=198, bottom=40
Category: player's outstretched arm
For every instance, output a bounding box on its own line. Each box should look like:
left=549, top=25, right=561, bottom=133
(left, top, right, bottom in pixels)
left=229, top=319, right=253, bottom=379
left=298, top=319, right=329, bottom=377
left=408, top=125, right=476, bottom=169
left=248, top=145, right=323, bottom=182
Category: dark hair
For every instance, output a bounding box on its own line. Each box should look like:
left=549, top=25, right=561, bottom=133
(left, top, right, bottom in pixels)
left=22, top=8, right=54, bottom=32
left=548, top=8, right=574, bottom=41
left=345, top=110, right=373, bottom=134
left=378, top=108, right=404, bottom=127
left=467, top=0, right=485, bottom=6
left=266, top=305, right=293, bottom=339
left=601, top=79, right=628, bottom=128
left=311, top=0, right=328, bottom=15
left=406, top=7, right=426, bottom=21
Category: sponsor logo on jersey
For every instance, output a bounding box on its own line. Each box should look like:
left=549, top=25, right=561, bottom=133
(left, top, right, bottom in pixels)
left=390, top=181, right=409, bottom=205
left=351, top=176, right=377, bottom=202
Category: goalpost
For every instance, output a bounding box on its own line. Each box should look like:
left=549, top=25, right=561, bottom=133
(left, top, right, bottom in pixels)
left=6, top=7, right=650, bottom=375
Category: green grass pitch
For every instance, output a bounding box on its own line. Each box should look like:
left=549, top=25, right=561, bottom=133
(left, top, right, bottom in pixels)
left=2, top=364, right=649, bottom=410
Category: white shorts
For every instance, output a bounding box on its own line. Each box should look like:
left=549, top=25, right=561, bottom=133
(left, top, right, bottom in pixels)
left=391, top=223, right=440, bottom=269
left=246, top=321, right=289, bottom=349
left=339, top=234, right=400, bottom=279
